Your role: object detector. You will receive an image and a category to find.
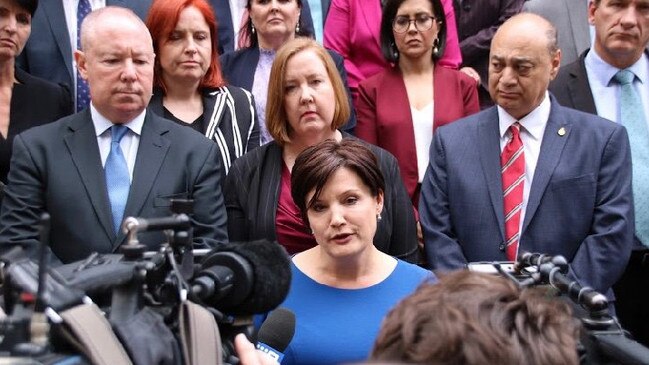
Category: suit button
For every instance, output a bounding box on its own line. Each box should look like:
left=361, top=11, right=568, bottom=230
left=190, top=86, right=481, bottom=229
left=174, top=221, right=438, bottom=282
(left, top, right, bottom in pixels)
left=463, top=4, right=471, bottom=11
left=499, top=243, right=506, bottom=251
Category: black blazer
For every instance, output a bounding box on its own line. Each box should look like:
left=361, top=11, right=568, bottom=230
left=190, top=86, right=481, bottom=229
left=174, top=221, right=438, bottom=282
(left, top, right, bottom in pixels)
left=1, top=68, right=72, bottom=183
left=149, top=85, right=259, bottom=180
left=549, top=50, right=598, bottom=114
left=223, top=133, right=419, bottom=263
left=220, top=46, right=357, bottom=133
left=0, top=111, right=228, bottom=264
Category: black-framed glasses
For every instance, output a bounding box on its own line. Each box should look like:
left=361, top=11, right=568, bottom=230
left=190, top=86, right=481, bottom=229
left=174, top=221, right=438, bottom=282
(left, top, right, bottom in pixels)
left=392, top=15, right=437, bottom=33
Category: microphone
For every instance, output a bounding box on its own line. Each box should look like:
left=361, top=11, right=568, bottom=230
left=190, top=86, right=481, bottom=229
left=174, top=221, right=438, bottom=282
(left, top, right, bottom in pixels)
left=255, top=308, right=296, bottom=362
left=191, top=239, right=292, bottom=315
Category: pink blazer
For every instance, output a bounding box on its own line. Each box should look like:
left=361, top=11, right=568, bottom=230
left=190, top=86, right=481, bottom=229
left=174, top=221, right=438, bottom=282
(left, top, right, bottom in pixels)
left=324, top=0, right=462, bottom=94
left=355, top=65, right=479, bottom=208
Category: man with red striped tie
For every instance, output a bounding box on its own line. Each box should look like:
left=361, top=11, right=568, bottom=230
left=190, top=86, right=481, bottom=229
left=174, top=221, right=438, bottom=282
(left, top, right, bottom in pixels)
left=419, top=12, right=634, bottom=300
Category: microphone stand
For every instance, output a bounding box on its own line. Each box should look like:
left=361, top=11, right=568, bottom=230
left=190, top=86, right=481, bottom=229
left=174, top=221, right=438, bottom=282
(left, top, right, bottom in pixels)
left=516, top=253, right=649, bottom=365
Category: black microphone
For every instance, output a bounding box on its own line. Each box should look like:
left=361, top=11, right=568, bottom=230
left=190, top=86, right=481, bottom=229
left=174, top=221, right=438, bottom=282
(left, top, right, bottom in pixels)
left=191, top=239, right=291, bottom=315
left=255, top=308, right=296, bottom=362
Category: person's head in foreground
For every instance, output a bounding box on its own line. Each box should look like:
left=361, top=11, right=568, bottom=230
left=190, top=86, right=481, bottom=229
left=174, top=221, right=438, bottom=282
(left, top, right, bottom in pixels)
left=370, top=270, right=581, bottom=365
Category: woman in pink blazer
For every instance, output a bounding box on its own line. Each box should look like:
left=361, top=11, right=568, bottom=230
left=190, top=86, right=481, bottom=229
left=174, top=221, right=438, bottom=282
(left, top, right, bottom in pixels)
left=324, top=0, right=462, bottom=101
left=356, top=0, right=479, bottom=210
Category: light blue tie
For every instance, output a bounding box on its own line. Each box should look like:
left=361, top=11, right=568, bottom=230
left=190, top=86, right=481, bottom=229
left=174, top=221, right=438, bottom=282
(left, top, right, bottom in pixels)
left=614, top=69, right=649, bottom=247
left=105, top=125, right=130, bottom=233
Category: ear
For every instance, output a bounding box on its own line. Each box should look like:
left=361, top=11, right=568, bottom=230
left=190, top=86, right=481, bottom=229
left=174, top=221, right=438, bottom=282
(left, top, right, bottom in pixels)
left=375, top=190, right=384, bottom=217
left=549, top=49, right=561, bottom=80
left=75, top=50, right=89, bottom=81
left=588, top=0, right=597, bottom=25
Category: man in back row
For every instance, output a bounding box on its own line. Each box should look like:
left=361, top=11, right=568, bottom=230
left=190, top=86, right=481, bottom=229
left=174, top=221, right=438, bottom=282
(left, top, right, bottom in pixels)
left=420, top=13, right=634, bottom=300
left=0, top=7, right=228, bottom=264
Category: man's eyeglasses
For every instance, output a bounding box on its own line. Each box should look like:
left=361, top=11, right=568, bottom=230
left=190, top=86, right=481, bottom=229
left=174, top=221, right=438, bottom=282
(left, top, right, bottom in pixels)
left=392, top=15, right=438, bottom=33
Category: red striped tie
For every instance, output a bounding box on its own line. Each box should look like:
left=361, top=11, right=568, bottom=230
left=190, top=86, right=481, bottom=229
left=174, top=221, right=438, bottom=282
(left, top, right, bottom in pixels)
left=501, top=123, right=524, bottom=261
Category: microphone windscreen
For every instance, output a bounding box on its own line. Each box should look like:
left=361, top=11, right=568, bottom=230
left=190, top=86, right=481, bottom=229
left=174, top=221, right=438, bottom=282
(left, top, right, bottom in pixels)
left=258, top=307, right=296, bottom=353
left=201, top=239, right=291, bottom=314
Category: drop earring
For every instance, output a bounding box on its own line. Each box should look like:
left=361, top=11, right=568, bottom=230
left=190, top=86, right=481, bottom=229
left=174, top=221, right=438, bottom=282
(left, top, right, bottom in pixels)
left=251, top=23, right=256, bottom=34
left=377, top=213, right=382, bottom=222
left=433, top=38, right=439, bottom=55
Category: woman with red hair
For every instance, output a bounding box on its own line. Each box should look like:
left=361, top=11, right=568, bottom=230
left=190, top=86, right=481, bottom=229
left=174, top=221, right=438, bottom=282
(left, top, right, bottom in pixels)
left=146, top=0, right=259, bottom=179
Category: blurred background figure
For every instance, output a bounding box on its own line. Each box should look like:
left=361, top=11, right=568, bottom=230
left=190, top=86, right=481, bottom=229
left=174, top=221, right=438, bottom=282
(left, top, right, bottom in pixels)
left=224, top=38, right=419, bottom=263
left=323, top=0, right=462, bottom=102
left=146, top=0, right=258, bottom=179
left=356, top=0, right=479, bottom=212
left=453, top=0, right=523, bottom=108
left=220, top=0, right=355, bottom=144
left=15, top=0, right=151, bottom=112
left=208, top=0, right=314, bottom=54
left=523, top=0, right=591, bottom=67
left=0, top=0, right=71, bottom=185
left=370, top=270, right=580, bottom=365
left=275, top=138, right=434, bottom=364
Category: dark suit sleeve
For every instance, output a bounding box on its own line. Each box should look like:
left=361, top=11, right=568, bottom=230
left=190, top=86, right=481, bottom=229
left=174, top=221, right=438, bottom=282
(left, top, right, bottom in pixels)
left=0, top=134, right=47, bottom=258
left=191, top=143, right=229, bottom=246
left=330, top=50, right=357, bottom=134
left=419, top=128, right=469, bottom=270
left=568, top=125, right=634, bottom=294
left=382, top=151, right=419, bottom=263
left=459, top=0, right=524, bottom=63
left=224, top=160, right=250, bottom=242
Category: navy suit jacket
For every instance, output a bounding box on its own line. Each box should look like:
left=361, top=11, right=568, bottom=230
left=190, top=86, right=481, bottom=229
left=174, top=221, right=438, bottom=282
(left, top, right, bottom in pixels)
left=220, top=47, right=357, bottom=132
left=0, top=111, right=228, bottom=264
left=419, top=96, right=634, bottom=295
left=16, top=0, right=152, bottom=106
left=209, top=0, right=315, bottom=54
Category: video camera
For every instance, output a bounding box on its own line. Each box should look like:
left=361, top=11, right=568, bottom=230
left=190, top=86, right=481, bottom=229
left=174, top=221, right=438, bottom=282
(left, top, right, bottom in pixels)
left=0, top=200, right=292, bottom=365
left=469, top=253, right=649, bottom=365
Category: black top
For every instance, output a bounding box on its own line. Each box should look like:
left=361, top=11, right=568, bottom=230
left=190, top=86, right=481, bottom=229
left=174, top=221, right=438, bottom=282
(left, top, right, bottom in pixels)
left=163, top=107, right=204, bottom=133
left=1, top=68, right=71, bottom=183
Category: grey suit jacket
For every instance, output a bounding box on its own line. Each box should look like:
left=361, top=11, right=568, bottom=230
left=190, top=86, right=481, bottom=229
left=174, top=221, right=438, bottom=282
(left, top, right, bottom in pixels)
left=16, top=0, right=152, bottom=108
left=0, top=111, right=228, bottom=264
left=420, top=96, right=634, bottom=295
left=523, top=0, right=590, bottom=66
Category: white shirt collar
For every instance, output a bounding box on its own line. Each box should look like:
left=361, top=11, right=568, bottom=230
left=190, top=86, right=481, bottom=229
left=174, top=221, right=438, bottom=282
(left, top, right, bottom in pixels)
left=586, top=48, right=648, bottom=86
left=91, top=104, right=146, bottom=137
left=498, top=92, right=551, bottom=140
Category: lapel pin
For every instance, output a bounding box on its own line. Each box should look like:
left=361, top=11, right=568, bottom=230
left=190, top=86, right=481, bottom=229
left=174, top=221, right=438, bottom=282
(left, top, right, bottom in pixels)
left=558, top=127, right=566, bottom=136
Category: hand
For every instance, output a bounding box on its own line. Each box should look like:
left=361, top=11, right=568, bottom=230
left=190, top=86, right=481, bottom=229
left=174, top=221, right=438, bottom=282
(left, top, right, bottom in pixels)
left=234, top=333, right=280, bottom=365
left=460, top=67, right=481, bottom=85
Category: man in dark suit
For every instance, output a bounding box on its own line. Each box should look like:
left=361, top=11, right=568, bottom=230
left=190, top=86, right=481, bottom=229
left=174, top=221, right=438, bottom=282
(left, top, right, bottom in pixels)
left=550, top=0, right=649, bottom=346
left=0, top=7, right=228, bottom=264
left=16, top=0, right=152, bottom=111
left=420, top=13, right=634, bottom=299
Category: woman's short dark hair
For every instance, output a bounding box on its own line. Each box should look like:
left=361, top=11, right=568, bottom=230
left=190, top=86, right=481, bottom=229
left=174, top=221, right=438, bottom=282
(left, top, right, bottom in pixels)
left=16, top=0, right=38, bottom=16
left=291, top=139, right=385, bottom=227
left=239, top=0, right=312, bottom=48
left=380, top=0, right=447, bottom=63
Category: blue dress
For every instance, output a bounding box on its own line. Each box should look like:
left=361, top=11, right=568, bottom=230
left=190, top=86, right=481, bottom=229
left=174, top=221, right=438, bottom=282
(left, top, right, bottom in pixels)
left=280, top=259, right=435, bottom=364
